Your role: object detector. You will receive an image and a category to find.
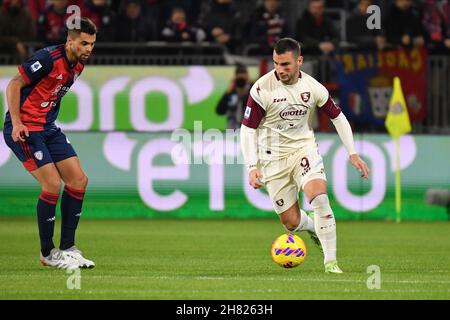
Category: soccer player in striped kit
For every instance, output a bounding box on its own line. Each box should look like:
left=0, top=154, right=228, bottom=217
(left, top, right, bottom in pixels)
left=3, top=17, right=97, bottom=270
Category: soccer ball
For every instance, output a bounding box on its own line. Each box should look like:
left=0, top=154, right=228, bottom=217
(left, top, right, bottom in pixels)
left=271, top=234, right=307, bottom=268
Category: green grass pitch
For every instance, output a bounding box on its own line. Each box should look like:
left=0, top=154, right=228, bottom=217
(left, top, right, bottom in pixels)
left=0, top=218, right=449, bottom=300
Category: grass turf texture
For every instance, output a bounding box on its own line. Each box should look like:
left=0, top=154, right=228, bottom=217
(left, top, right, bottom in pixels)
left=0, top=218, right=449, bottom=300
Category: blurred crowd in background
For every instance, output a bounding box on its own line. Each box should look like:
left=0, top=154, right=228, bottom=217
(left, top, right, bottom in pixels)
left=1, top=0, right=450, bottom=60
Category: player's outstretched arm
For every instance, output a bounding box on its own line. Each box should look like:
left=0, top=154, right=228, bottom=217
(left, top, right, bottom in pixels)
left=330, top=113, right=370, bottom=180
left=6, top=73, right=28, bottom=142
left=349, top=154, right=370, bottom=179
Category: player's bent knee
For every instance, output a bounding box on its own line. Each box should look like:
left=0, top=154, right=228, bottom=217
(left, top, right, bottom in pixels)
left=280, top=215, right=300, bottom=232
left=283, top=222, right=298, bottom=232
left=66, top=174, right=88, bottom=190
left=80, top=174, right=88, bottom=188
left=42, top=179, right=62, bottom=194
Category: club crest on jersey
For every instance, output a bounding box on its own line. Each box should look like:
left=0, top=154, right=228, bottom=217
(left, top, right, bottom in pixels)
left=279, top=104, right=307, bottom=120
left=34, top=151, right=43, bottom=161
left=244, top=106, right=251, bottom=119
left=300, top=92, right=310, bottom=102
left=30, top=61, right=42, bottom=73
left=276, top=199, right=284, bottom=206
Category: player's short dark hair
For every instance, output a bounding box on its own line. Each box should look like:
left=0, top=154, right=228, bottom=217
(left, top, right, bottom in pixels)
left=274, top=38, right=301, bottom=57
left=67, top=17, right=97, bottom=37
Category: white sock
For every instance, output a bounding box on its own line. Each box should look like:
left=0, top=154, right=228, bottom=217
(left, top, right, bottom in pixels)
left=297, top=209, right=315, bottom=233
left=289, top=208, right=315, bottom=233
left=310, top=193, right=337, bottom=264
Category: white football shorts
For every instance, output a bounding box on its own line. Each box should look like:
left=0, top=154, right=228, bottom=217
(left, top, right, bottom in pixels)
left=260, top=143, right=327, bottom=214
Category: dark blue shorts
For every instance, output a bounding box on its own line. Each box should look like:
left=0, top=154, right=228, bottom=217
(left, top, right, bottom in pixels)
left=2, top=126, right=77, bottom=172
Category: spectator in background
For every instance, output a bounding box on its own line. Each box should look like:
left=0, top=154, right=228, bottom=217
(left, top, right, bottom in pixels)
left=421, top=0, right=450, bottom=53
left=37, top=0, right=71, bottom=45
left=216, top=64, right=253, bottom=129
left=29, top=0, right=85, bottom=22
left=0, top=0, right=36, bottom=61
left=295, top=0, right=338, bottom=55
left=383, top=0, right=425, bottom=49
left=248, top=0, right=287, bottom=52
left=161, top=7, right=205, bottom=42
left=83, top=0, right=115, bottom=42
left=27, top=0, right=47, bottom=22
left=346, top=0, right=386, bottom=50
left=115, top=0, right=154, bottom=42
left=198, top=0, right=242, bottom=52
left=140, top=0, right=166, bottom=40
left=443, top=0, right=450, bottom=50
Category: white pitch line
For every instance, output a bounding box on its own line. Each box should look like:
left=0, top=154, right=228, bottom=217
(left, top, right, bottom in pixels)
left=1, top=288, right=450, bottom=295
left=1, top=274, right=450, bottom=285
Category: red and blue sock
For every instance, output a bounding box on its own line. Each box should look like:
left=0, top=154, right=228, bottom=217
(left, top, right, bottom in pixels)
left=37, top=191, right=59, bottom=257
left=60, top=186, right=85, bottom=250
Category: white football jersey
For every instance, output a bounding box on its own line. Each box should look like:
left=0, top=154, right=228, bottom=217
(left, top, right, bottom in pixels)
left=242, top=69, right=331, bottom=160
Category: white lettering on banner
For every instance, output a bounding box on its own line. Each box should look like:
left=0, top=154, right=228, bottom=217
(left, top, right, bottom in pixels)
left=130, top=77, right=183, bottom=131
left=138, top=139, right=188, bottom=211
left=202, top=129, right=224, bottom=165
left=171, top=129, right=192, bottom=165
left=56, top=79, right=93, bottom=130
left=194, top=141, right=225, bottom=211
left=0, top=134, right=11, bottom=167
left=382, top=135, right=416, bottom=172
left=0, top=78, right=10, bottom=120
left=103, top=132, right=137, bottom=171
left=225, top=129, right=242, bottom=165
left=100, top=77, right=131, bottom=131
left=100, top=132, right=417, bottom=214
left=333, top=141, right=386, bottom=212
left=179, top=67, right=214, bottom=104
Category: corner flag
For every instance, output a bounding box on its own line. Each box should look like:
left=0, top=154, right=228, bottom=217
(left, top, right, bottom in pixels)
left=385, top=77, right=411, bottom=138
left=385, top=77, right=411, bottom=223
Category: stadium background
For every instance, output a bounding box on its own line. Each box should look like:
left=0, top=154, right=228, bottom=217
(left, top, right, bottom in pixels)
left=0, top=0, right=450, bottom=301
left=1, top=0, right=449, bottom=221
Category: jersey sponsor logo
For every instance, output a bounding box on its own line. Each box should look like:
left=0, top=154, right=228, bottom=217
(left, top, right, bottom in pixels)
left=244, top=106, right=252, bottom=119
left=300, top=92, right=311, bottom=102
left=273, top=98, right=287, bottom=103
left=41, top=101, right=56, bottom=108
left=30, top=61, right=42, bottom=73
left=52, top=84, right=63, bottom=96
left=276, top=199, right=284, bottom=206
left=34, top=151, right=43, bottom=161
left=279, top=105, right=308, bottom=120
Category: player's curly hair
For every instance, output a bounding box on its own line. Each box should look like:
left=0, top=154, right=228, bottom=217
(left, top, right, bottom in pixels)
left=274, top=38, right=301, bottom=57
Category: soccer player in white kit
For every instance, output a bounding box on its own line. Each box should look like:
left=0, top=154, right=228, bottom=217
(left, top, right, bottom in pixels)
left=240, top=38, right=369, bottom=274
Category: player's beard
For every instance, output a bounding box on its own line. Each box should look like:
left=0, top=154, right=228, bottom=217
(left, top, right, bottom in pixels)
left=280, top=66, right=300, bottom=85
left=79, top=54, right=90, bottom=62
left=280, top=71, right=299, bottom=85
